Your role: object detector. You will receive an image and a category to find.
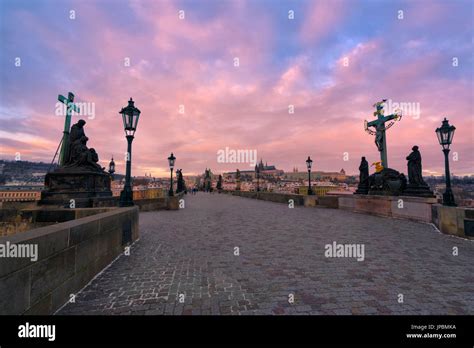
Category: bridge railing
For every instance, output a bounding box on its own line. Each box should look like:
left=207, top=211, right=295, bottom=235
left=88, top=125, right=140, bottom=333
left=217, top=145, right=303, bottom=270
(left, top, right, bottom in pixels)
left=0, top=206, right=139, bottom=315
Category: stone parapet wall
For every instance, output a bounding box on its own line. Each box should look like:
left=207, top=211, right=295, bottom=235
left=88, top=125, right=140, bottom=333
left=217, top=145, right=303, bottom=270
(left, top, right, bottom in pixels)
left=1, top=207, right=117, bottom=237
left=0, top=206, right=139, bottom=315
left=223, top=190, right=472, bottom=239
left=432, top=205, right=474, bottom=239
left=339, top=195, right=438, bottom=223
left=223, top=190, right=305, bottom=206
left=222, top=190, right=343, bottom=209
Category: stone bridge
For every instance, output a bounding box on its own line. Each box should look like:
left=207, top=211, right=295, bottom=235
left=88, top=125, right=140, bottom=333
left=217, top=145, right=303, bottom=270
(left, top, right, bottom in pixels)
left=58, top=193, right=474, bottom=315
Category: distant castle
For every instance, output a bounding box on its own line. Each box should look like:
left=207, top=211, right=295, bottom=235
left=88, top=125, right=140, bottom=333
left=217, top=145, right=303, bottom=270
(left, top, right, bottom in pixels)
left=257, top=159, right=284, bottom=176
left=224, top=159, right=346, bottom=182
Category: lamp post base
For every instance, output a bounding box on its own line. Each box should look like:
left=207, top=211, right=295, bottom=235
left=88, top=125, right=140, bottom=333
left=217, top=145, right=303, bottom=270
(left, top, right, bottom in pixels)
left=119, top=187, right=134, bottom=207
left=443, top=190, right=456, bottom=207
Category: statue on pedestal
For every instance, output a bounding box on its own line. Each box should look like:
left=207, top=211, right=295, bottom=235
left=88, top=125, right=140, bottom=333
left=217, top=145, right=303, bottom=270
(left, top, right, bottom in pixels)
left=403, top=146, right=435, bottom=197
left=407, top=146, right=425, bottom=186
left=40, top=118, right=112, bottom=207
left=364, top=100, right=402, bottom=169
left=355, top=157, right=369, bottom=194
left=363, top=100, right=406, bottom=196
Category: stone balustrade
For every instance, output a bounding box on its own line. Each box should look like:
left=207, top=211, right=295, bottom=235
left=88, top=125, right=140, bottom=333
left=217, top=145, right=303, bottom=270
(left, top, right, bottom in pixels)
left=222, top=190, right=473, bottom=239
left=0, top=206, right=139, bottom=315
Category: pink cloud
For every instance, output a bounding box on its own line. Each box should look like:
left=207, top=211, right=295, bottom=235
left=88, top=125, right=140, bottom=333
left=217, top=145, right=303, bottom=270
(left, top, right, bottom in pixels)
left=300, top=0, right=347, bottom=44
left=1, top=0, right=472, bottom=179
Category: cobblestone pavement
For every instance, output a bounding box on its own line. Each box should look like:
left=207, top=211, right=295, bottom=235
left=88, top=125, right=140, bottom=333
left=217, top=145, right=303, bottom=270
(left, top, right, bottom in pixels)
left=59, top=193, right=474, bottom=315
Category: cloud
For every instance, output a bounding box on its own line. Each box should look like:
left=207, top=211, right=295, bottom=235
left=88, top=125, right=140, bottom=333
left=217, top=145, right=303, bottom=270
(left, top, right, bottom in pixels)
left=0, top=0, right=472, bottom=177
left=299, top=0, right=347, bottom=44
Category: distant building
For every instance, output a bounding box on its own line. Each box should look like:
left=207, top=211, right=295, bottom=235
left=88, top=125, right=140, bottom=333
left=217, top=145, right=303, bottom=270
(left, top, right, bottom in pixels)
left=284, top=168, right=346, bottom=182
left=0, top=186, right=42, bottom=202
left=257, top=159, right=284, bottom=177
left=225, top=158, right=284, bottom=179
left=132, top=187, right=166, bottom=200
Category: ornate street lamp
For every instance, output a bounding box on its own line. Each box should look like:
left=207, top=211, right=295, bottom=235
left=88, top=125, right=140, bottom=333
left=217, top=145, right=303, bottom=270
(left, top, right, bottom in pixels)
left=108, top=157, right=115, bottom=179
left=306, top=156, right=313, bottom=195
left=119, top=98, right=141, bottom=207
left=168, top=153, right=176, bottom=196
left=255, top=164, right=260, bottom=192
left=435, top=118, right=456, bottom=206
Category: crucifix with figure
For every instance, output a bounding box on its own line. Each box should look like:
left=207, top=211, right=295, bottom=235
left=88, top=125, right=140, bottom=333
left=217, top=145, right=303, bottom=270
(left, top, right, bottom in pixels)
left=57, top=92, right=80, bottom=166
left=364, top=99, right=402, bottom=169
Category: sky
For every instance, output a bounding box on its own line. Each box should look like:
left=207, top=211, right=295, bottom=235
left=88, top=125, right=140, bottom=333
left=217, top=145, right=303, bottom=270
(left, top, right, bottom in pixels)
left=0, top=0, right=472, bottom=177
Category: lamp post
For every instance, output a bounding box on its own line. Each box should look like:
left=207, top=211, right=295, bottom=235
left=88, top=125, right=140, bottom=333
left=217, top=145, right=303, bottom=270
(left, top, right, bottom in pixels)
left=255, top=164, right=260, bottom=192
left=168, top=153, right=176, bottom=196
left=108, top=157, right=115, bottom=180
left=119, top=98, right=141, bottom=207
left=306, top=156, right=313, bottom=195
left=435, top=118, right=456, bottom=206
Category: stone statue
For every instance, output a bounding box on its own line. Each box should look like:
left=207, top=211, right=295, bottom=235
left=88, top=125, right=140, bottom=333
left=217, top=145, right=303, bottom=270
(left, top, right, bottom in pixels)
left=355, top=157, right=369, bottom=194
left=367, top=167, right=406, bottom=196
left=70, top=136, right=103, bottom=171
left=66, top=119, right=86, bottom=165
left=365, top=100, right=401, bottom=169
left=65, top=127, right=104, bottom=173
left=406, top=146, right=425, bottom=186
left=359, top=157, right=369, bottom=185
left=176, top=169, right=185, bottom=193
left=402, top=146, right=435, bottom=197
left=40, top=111, right=111, bottom=208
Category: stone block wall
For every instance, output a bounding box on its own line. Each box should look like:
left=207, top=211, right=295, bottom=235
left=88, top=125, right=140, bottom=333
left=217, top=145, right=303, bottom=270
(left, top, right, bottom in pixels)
left=223, top=190, right=472, bottom=239
left=225, top=190, right=305, bottom=206
left=0, top=206, right=138, bottom=315
left=433, top=205, right=474, bottom=238
left=338, top=195, right=437, bottom=223
left=135, top=198, right=168, bottom=211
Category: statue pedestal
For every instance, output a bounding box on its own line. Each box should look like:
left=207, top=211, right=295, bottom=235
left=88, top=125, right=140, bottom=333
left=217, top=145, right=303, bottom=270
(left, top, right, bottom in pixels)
left=355, top=184, right=369, bottom=195
left=39, top=170, right=112, bottom=208
left=403, top=184, right=435, bottom=198
left=368, top=168, right=407, bottom=196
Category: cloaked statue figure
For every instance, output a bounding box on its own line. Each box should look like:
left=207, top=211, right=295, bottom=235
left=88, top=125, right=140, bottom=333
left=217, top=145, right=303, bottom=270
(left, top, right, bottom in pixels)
left=65, top=119, right=86, bottom=165
left=402, top=145, right=435, bottom=197
left=406, top=145, right=426, bottom=186
left=64, top=120, right=105, bottom=172
left=355, top=157, right=369, bottom=195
